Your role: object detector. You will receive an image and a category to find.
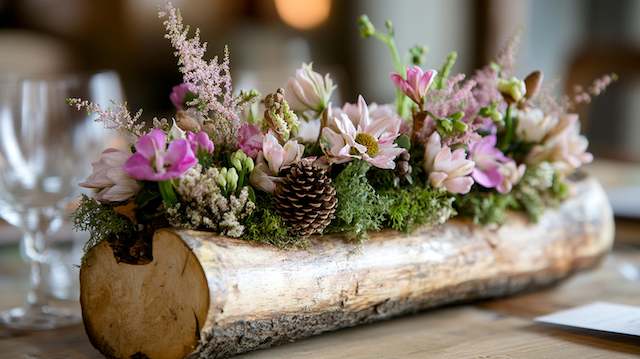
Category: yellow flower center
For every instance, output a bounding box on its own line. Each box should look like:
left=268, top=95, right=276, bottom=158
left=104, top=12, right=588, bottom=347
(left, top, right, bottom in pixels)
left=353, top=132, right=379, bottom=157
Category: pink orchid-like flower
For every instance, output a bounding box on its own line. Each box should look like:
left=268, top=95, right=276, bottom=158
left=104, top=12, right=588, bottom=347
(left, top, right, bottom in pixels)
left=170, top=83, right=191, bottom=110
left=390, top=66, right=437, bottom=105
left=123, top=128, right=197, bottom=181
left=468, top=134, right=507, bottom=189
left=322, top=96, right=404, bottom=169
left=250, top=132, right=304, bottom=192
left=238, top=123, right=264, bottom=159
left=423, top=132, right=475, bottom=194
left=187, top=131, right=214, bottom=155
left=526, top=114, right=593, bottom=174
left=80, top=148, right=141, bottom=202
left=468, top=135, right=526, bottom=193
left=286, top=63, right=336, bottom=112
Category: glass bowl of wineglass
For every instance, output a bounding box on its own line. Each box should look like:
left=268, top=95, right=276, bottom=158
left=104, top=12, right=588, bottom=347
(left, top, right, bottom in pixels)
left=0, top=71, right=123, bottom=330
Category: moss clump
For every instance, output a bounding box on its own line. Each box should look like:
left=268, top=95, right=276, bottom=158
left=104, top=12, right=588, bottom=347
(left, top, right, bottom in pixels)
left=329, top=160, right=390, bottom=240
left=383, top=185, right=455, bottom=232
left=242, top=193, right=304, bottom=248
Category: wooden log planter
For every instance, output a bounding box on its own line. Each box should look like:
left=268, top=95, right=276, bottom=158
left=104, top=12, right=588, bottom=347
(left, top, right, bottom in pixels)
left=79, top=176, right=614, bottom=359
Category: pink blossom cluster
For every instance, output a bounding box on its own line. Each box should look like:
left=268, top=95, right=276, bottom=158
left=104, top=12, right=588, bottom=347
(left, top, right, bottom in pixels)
left=159, top=3, right=239, bottom=142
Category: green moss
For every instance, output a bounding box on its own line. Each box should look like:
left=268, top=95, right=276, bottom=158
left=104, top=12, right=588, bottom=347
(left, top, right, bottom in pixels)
left=328, top=160, right=390, bottom=240
left=72, top=195, right=136, bottom=253
left=383, top=185, right=455, bottom=232
left=242, top=193, right=305, bottom=248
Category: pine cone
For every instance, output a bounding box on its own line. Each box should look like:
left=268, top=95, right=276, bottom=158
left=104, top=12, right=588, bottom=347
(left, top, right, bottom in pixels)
left=394, top=150, right=413, bottom=186
left=274, top=159, right=338, bottom=238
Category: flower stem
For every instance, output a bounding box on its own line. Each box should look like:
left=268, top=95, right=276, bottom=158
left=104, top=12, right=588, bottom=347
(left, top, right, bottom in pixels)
left=499, top=104, right=514, bottom=151
left=158, top=181, right=177, bottom=207
left=371, top=31, right=408, bottom=118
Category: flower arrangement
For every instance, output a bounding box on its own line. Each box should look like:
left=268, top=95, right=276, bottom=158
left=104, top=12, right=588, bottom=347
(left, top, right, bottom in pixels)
left=72, top=3, right=615, bottom=252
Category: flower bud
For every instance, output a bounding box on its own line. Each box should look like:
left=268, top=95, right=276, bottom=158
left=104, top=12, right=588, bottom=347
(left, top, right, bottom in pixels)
left=497, top=77, right=526, bottom=103
left=285, top=64, right=336, bottom=113
left=226, top=168, right=239, bottom=193
left=216, top=172, right=227, bottom=189
left=452, top=119, right=468, bottom=133
left=357, top=15, right=376, bottom=38
left=243, top=156, right=255, bottom=172
left=176, top=110, right=202, bottom=132
left=230, top=150, right=245, bottom=172
left=524, top=70, right=543, bottom=100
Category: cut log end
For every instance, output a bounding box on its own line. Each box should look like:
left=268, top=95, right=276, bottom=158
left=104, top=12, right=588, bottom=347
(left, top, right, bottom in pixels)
left=80, top=230, right=209, bottom=359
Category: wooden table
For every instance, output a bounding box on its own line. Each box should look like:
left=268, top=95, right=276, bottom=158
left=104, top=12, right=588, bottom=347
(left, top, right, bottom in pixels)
left=1, top=242, right=639, bottom=359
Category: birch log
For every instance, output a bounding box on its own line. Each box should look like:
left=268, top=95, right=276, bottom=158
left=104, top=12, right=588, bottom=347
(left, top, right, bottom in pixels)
left=79, top=176, right=614, bottom=359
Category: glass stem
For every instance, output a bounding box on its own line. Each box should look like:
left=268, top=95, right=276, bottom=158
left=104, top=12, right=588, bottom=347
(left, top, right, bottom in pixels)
left=23, top=230, right=49, bottom=308
left=20, top=207, right=58, bottom=310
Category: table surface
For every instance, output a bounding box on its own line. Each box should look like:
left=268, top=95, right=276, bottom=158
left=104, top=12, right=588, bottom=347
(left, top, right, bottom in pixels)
left=1, top=246, right=639, bottom=359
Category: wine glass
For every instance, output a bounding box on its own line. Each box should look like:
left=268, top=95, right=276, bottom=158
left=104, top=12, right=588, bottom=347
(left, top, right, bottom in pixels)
left=0, top=71, right=123, bottom=330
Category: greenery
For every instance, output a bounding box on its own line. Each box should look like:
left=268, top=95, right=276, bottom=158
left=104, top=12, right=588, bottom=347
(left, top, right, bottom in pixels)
left=329, top=160, right=390, bottom=240
left=243, top=193, right=304, bottom=248
left=455, top=162, right=569, bottom=225
left=511, top=164, right=569, bottom=221
left=383, top=185, right=455, bottom=232
left=72, top=195, right=137, bottom=252
left=455, top=191, right=515, bottom=225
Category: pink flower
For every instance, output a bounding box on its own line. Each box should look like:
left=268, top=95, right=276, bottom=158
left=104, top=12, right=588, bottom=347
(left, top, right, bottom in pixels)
left=423, top=132, right=475, bottom=194
left=238, top=123, right=264, bottom=159
left=526, top=114, right=593, bottom=174
left=80, top=149, right=140, bottom=202
left=285, top=63, right=336, bottom=112
left=250, top=132, right=304, bottom=193
left=123, top=128, right=197, bottom=181
left=322, top=96, right=404, bottom=169
left=468, top=135, right=507, bottom=189
left=468, top=135, right=525, bottom=193
left=187, top=131, right=214, bottom=155
left=333, top=101, right=403, bottom=130
left=170, top=83, right=191, bottom=110
left=390, top=66, right=437, bottom=105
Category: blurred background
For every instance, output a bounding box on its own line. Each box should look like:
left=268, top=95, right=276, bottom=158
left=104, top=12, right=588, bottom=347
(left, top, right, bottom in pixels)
left=1, top=0, right=640, bottom=309
left=0, top=0, right=639, bottom=159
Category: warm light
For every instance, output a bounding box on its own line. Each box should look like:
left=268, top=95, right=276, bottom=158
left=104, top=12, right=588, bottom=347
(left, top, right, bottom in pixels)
left=274, top=0, right=331, bottom=30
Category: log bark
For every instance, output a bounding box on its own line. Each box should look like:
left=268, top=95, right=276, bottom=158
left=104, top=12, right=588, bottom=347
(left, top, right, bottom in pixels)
left=79, top=177, right=614, bottom=359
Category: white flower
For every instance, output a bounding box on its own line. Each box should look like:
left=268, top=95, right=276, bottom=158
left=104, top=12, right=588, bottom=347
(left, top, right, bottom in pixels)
left=423, top=132, right=475, bottom=194
left=294, top=118, right=321, bottom=144
left=497, top=161, right=526, bottom=194
left=526, top=114, right=593, bottom=174
left=285, top=63, right=336, bottom=112
left=322, top=96, right=404, bottom=169
left=80, top=148, right=140, bottom=202
left=516, top=108, right=558, bottom=143
left=250, top=132, right=304, bottom=192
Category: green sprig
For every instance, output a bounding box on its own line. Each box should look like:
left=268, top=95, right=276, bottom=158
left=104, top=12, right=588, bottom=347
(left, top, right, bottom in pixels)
left=72, top=195, right=136, bottom=253
left=435, top=51, right=457, bottom=90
